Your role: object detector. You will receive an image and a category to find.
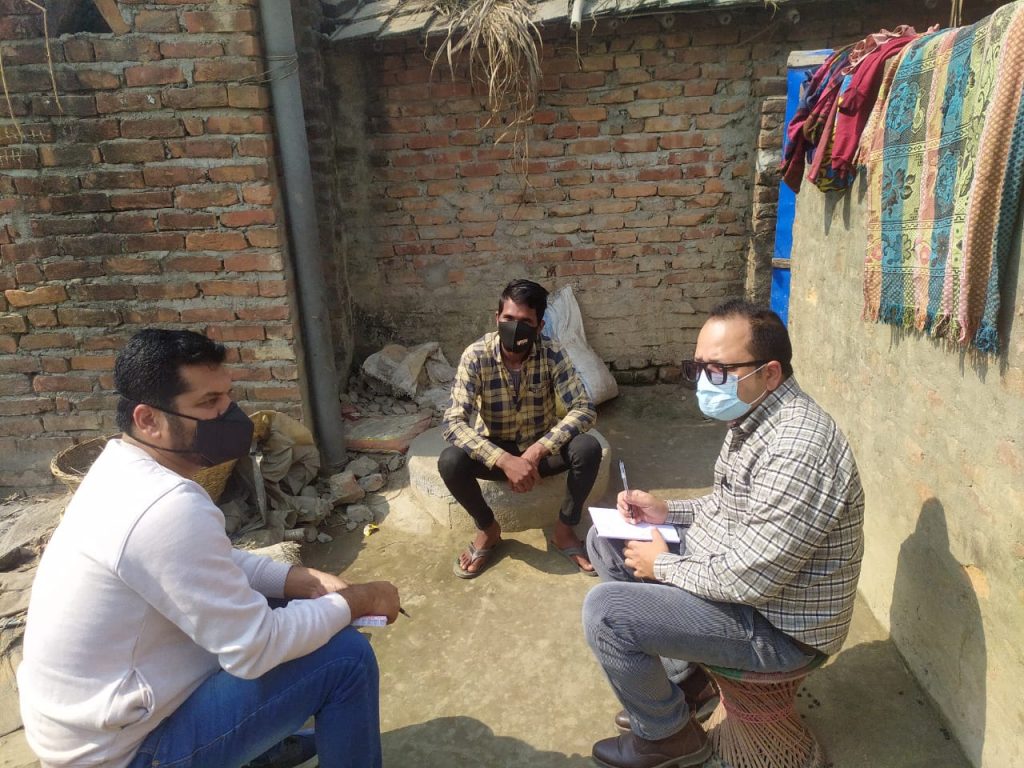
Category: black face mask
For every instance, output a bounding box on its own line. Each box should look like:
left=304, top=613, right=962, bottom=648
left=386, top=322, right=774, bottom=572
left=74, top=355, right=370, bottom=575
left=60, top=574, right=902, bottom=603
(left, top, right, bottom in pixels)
left=133, top=401, right=255, bottom=468
left=498, top=319, right=538, bottom=357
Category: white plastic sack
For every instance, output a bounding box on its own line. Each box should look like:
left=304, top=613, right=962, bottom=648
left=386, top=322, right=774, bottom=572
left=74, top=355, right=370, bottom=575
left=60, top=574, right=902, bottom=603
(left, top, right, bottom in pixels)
left=361, top=342, right=455, bottom=399
left=544, top=285, right=618, bottom=405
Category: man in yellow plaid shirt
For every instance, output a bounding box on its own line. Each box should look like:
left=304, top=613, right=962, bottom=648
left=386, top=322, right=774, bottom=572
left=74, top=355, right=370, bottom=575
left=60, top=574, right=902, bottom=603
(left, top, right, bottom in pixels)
left=440, top=279, right=600, bottom=578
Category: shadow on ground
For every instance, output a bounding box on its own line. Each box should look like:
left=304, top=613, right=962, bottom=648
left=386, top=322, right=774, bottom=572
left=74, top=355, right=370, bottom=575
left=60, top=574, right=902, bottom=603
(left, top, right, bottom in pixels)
left=304, top=384, right=973, bottom=768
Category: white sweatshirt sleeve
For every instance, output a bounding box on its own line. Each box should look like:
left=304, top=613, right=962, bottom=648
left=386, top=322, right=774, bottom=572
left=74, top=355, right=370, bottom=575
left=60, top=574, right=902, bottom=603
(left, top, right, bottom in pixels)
left=115, top=482, right=351, bottom=679
left=231, top=547, right=291, bottom=598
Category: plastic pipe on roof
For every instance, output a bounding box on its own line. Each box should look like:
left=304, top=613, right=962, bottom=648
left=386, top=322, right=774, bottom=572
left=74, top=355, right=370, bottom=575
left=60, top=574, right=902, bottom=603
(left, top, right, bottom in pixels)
left=571, top=0, right=584, bottom=29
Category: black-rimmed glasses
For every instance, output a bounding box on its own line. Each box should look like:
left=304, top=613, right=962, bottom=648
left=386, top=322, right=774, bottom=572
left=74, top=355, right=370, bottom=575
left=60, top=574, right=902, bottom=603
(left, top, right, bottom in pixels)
left=681, top=359, right=767, bottom=386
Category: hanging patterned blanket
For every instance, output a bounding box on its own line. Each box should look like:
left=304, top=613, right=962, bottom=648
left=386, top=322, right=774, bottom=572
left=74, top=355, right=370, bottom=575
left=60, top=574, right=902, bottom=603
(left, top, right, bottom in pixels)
left=861, top=1, right=1024, bottom=352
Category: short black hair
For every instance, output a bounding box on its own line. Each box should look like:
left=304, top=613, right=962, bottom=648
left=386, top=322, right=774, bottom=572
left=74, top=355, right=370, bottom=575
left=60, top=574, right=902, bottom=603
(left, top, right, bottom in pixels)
left=114, top=329, right=227, bottom=433
left=498, top=279, right=548, bottom=322
left=708, top=300, right=793, bottom=378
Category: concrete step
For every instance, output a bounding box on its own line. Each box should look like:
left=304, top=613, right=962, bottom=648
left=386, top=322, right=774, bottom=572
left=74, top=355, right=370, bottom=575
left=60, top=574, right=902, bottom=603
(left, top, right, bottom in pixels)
left=406, top=427, right=611, bottom=532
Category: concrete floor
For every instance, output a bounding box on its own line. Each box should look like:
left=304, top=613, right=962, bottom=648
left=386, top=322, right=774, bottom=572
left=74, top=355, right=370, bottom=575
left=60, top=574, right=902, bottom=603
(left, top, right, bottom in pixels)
left=302, top=384, right=973, bottom=768
left=2, top=385, right=971, bottom=767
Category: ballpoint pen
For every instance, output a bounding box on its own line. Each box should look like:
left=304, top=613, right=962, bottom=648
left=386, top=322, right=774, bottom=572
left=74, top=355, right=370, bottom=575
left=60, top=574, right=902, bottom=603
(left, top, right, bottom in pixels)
left=399, top=607, right=411, bottom=618
left=619, top=460, right=636, bottom=523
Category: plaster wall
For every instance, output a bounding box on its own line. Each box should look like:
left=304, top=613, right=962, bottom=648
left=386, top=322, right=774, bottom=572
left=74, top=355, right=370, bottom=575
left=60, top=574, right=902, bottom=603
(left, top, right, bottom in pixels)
left=788, top=181, right=1024, bottom=768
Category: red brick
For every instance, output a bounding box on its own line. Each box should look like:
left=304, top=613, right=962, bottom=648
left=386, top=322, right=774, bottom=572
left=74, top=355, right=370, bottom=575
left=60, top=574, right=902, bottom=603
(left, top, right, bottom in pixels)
left=94, top=90, right=162, bottom=114
left=92, top=37, right=160, bottom=62
left=123, top=308, right=180, bottom=324
left=35, top=143, right=101, bottom=166
left=25, top=309, right=57, bottom=329
left=159, top=41, right=223, bottom=59
left=223, top=36, right=261, bottom=57
left=245, top=228, right=280, bottom=248
left=165, top=255, right=223, bottom=273
left=125, top=64, right=185, bottom=88
left=33, top=375, right=94, bottom=393
left=135, top=282, right=199, bottom=300
left=182, top=9, right=256, bottom=33
left=0, top=397, right=51, bottom=415
left=69, top=283, right=136, bottom=301
left=59, top=234, right=120, bottom=259
left=185, top=232, right=247, bottom=251
left=1, top=240, right=57, bottom=263
left=0, top=414, right=47, bottom=436
left=224, top=253, right=282, bottom=272
left=248, top=384, right=300, bottom=400
left=227, top=85, right=269, bottom=109
left=18, top=332, right=74, bottom=351
left=237, top=136, right=274, bottom=157
left=5, top=286, right=68, bottom=307
left=134, top=10, right=180, bottom=33
left=0, top=314, right=27, bottom=333
left=205, top=115, right=271, bottom=135
left=14, top=264, right=42, bottom=284
left=0, top=372, right=31, bottom=395
left=103, top=257, right=161, bottom=275
left=194, top=60, right=262, bottom=84
left=161, top=85, right=228, bottom=110
left=166, top=138, right=234, bottom=159
left=209, top=163, right=268, bottom=183
left=80, top=170, right=146, bottom=189
left=175, top=186, right=240, bottom=209
left=158, top=211, right=217, bottom=230
left=57, top=308, right=122, bottom=327
left=110, top=190, right=172, bottom=210
left=181, top=307, right=234, bottom=323
left=206, top=324, right=265, bottom=342
left=258, top=280, right=287, bottom=298
left=100, top=140, right=166, bottom=164
left=123, top=233, right=184, bottom=252
left=41, top=357, right=69, bottom=374
left=71, top=69, right=121, bottom=90
left=0, top=336, right=16, bottom=354
left=241, top=185, right=275, bottom=205
left=105, top=213, right=157, bottom=234
left=200, top=280, right=258, bottom=297
left=615, top=136, right=660, bottom=153
left=237, top=306, right=289, bottom=322
left=220, top=209, right=274, bottom=228
left=120, top=117, right=183, bottom=139
left=144, top=165, right=208, bottom=187
left=48, top=194, right=112, bottom=215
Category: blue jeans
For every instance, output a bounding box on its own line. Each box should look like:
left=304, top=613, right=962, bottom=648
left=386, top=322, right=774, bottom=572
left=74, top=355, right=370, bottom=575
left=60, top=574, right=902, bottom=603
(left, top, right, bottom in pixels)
left=128, top=627, right=381, bottom=768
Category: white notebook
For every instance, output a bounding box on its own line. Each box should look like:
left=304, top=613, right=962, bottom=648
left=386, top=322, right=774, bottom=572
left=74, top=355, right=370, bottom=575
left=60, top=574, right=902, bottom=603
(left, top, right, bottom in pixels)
left=589, top=506, right=680, bottom=543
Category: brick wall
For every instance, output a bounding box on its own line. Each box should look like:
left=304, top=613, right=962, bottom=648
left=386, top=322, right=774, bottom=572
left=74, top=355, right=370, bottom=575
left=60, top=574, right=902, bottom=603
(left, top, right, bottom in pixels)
left=325, top=0, right=953, bottom=383
left=0, top=1, right=301, bottom=488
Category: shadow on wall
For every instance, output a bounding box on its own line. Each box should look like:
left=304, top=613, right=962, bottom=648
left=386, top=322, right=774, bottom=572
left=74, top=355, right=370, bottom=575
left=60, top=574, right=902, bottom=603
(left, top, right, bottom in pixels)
left=890, top=498, right=986, bottom=765
left=382, top=716, right=593, bottom=768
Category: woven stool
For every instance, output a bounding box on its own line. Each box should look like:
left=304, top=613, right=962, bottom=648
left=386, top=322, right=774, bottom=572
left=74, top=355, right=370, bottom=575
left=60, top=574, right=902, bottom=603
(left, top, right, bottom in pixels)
left=701, top=654, right=828, bottom=768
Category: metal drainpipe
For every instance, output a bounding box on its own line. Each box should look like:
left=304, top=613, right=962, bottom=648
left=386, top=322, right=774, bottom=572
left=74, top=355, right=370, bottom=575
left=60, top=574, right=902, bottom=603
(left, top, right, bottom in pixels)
left=257, top=0, right=346, bottom=471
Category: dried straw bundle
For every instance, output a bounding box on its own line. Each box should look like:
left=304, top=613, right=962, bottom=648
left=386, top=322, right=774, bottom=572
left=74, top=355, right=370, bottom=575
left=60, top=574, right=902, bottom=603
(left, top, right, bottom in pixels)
left=415, top=0, right=542, bottom=165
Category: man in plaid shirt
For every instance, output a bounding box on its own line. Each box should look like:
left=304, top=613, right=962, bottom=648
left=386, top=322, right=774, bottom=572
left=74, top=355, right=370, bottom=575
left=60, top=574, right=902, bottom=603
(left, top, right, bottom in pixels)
left=583, top=300, right=865, bottom=768
left=440, top=279, right=600, bottom=578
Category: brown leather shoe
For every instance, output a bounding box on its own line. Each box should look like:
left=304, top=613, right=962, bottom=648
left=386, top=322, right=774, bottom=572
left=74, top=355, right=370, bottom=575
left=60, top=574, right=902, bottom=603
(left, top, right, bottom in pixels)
left=614, top=668, right=720, bottom=731
left=592, top=719, right=712, bottom=768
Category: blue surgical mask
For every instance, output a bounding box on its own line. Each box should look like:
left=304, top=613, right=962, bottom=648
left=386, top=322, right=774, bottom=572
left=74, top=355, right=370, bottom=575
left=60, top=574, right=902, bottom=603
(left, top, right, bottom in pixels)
left=696, top=365, right=767, bottom=421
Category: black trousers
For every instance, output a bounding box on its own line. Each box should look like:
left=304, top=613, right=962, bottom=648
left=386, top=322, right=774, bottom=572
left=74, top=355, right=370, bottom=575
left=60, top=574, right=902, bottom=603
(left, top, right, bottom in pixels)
left=437, top=433, right=602, bottom=530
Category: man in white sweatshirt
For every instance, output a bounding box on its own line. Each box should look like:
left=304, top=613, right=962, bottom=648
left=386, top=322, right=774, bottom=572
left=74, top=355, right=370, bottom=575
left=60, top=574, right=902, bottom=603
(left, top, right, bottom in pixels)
left=18, top=329, right=400, bottom=768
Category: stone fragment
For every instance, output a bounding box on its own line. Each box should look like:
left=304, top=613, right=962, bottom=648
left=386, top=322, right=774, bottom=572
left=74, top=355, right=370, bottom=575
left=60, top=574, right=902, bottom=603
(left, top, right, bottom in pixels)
left=328, top=470, right=365, bottom=505
left=345, top=504, right=374, bottom=524
left=346, top=455, right=380, bottom=478
left=358, top=473, right=385, bottom=493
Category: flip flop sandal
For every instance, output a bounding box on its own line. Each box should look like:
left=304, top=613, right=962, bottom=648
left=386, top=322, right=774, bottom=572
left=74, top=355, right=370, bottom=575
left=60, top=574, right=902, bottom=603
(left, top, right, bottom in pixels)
left=453, top=540, right=499, bottom=579
left=552, top=542, right=598, bottom=576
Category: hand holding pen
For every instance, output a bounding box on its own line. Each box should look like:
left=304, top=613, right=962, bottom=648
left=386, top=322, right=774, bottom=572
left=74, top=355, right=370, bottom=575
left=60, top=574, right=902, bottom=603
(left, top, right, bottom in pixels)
left=619, top=461, right=639, bottom=524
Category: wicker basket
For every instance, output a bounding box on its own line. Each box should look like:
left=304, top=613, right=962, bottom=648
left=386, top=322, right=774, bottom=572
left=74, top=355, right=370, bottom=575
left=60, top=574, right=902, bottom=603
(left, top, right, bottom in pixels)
left=50, top=434, right=237, bottom=503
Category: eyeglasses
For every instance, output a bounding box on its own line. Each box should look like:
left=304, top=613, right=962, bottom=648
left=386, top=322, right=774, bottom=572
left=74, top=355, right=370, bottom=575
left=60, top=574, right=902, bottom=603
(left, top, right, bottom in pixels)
left=681, top=359, right=767, bottom=386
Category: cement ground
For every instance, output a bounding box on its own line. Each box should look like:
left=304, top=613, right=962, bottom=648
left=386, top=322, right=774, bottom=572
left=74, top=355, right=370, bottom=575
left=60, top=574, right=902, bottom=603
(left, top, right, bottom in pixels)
left=301, top=384, right=972, bottom=768
left=2, top=385, right=971, bottom=767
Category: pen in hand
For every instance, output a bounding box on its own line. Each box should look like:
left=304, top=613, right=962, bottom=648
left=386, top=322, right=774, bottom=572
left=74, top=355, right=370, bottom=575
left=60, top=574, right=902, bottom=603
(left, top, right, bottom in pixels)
left=619, top=460, right=637, bottom=524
